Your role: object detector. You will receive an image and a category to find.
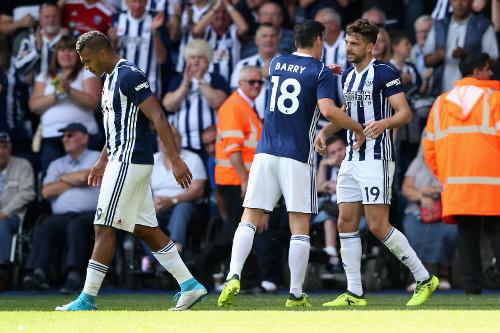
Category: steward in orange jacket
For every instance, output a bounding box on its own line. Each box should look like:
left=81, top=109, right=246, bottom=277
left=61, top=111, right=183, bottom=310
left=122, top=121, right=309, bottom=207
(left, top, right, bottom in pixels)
left=215, top=90, right=262, bottom=186
left=423, top=55, right=500, bottom=224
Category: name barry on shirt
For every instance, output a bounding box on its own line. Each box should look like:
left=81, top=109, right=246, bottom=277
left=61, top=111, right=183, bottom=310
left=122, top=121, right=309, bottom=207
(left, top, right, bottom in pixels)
left=274, top=61, right=306, bottom=74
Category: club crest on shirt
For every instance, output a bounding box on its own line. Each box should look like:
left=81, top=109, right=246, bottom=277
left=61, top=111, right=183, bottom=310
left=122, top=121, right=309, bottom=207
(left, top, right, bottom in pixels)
left=94, top=15, right=103, bottom=25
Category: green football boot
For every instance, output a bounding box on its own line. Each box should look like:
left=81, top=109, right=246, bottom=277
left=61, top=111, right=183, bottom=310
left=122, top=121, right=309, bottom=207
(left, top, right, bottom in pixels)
left=217, top=274, right=240, bottom=307
left=285, top=293, right=312, bottom=307
left=322, top=291, right=367, bottom=307
left=406, top=275, right=439, bottom=306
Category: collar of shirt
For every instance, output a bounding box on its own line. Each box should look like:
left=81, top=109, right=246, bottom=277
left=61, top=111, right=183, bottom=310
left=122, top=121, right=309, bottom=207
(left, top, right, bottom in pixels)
left=65, top=149, right=89, bottom=166
left=237, top=87, right=255, bottom=107
left=292, top=51, right=313, bottom=58
left=191, top=72, right=211, bottom=91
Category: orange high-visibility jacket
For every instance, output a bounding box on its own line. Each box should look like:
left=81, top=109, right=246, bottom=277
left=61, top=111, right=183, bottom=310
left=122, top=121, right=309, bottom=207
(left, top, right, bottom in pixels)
left=423, top=77, right=500, bottom=223
left=215, top=91, right=262, bottom=186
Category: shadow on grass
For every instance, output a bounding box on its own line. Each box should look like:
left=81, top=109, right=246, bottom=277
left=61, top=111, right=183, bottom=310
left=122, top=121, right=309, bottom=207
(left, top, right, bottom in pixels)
left=1, top=294, right=500, bottom=312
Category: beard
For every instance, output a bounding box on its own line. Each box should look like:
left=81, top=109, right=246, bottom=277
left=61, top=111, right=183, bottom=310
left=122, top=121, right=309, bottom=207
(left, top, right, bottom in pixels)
left=44, top=25, right=60, bottom=35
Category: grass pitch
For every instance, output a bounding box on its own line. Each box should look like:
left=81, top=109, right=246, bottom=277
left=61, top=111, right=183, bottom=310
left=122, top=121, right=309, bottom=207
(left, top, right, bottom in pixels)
left=1, top=293, right=500, bottom=333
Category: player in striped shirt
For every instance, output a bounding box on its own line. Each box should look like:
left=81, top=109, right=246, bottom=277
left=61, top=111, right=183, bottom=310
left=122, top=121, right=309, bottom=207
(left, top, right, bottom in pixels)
left=317, top=19, right=439, bottom=307
left=56, top=31, right=207, bottom=311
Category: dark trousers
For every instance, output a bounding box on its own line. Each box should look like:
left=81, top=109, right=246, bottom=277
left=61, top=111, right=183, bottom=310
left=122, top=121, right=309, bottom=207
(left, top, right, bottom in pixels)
left=26, top=213, right=94, bottom=272
left=456, top=216, right=500, bottom=293
left=193, top=185, right=258, bottom=289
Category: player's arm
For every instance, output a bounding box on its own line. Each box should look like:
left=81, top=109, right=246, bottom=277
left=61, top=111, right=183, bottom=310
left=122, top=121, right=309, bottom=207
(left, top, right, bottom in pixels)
left=363, top=92, right=411, bottom=139
left=88, top=146, right=108, bottom=187
left=318, top=98, right=365, bottom=150
left=139, top=96, right=193, bottom=188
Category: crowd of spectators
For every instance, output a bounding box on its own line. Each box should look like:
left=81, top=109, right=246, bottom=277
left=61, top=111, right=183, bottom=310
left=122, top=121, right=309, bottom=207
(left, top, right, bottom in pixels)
left=0, top=0, right=498, bottom=294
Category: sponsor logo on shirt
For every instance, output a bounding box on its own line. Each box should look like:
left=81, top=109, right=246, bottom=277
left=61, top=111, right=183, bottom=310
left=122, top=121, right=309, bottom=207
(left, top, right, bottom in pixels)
left=385, top=78, right=401, bottom=88
left=135, top=82, right=149, bottom=91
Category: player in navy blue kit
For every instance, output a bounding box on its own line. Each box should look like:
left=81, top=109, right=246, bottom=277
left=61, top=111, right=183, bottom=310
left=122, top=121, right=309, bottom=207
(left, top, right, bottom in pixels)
left=56, top=31, right=207, bottom=311
left=218, top=20, right=365, bottom=307
left=317, top=19, right=439, bottom=307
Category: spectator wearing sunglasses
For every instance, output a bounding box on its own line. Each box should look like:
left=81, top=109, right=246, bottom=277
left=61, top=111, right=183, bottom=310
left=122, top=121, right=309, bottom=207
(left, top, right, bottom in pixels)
left=230, top=23, right=280, bottom=120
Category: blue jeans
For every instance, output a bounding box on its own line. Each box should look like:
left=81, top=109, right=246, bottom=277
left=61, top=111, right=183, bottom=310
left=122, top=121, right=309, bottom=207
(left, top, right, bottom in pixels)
left=157, top=202, right=197, bottom=248
left=403, top=212, right=458, bottom=265
left=0, top=216, right=21, bottom=264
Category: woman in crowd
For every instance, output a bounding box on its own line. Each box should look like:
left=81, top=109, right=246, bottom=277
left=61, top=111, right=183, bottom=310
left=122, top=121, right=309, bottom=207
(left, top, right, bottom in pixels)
left=28, top=36, right=100, bottom=171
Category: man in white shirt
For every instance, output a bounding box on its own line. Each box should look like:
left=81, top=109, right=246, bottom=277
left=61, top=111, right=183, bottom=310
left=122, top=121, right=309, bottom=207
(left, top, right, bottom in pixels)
left=151, top=128, right=207, bottom=254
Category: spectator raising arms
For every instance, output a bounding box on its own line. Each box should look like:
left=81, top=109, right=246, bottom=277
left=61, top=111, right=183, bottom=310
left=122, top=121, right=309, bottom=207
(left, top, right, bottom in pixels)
left=28, top=36, right=101, bottom=171
left=163, top=39, right=229, bottom=157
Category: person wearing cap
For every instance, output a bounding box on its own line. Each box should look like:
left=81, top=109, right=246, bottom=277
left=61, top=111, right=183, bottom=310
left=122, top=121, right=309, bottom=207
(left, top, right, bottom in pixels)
left=0, top=132, right=36, bottom=290
left=23, top=123, right=100, bottom=294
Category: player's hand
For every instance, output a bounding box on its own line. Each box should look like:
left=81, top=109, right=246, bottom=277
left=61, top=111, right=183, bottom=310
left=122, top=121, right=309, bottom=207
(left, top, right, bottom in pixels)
left=352, top=129, right=365, bottom=150
left=172, top=157, right=193, bottom=189
left=363, top=119, right=387, bottom=139
left=327, top=64, right=343, bottom=75
left=88, top=159, right=107, bottom=187
left=315, top=131, right=328, bottom=156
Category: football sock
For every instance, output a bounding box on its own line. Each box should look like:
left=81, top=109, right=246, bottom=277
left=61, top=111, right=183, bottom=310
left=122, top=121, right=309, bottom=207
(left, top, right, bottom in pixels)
left=82, top=259, right=108, bottom=297
left=382, top=227, right=430, bottom=282
left=152, top=240, right=193, bottom=285
left=227, top=221, right=256, bottom=280
left=339, top=231, right=363, bottom=296
left=289, top=235, right=310, bottom=298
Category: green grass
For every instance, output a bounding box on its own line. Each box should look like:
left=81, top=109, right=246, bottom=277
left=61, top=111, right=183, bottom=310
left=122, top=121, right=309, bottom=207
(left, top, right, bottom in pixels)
left=1, top=294, right=500, bottom=333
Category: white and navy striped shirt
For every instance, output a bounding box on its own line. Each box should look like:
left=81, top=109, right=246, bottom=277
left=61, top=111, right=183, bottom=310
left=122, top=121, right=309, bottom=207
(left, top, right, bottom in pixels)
left=230, top=53, right=279, bottom=119
left=115, top=10, right=166, bottom=94
left=432, top=0, right=452, bottom=20
left=175, top=3, right=211, bottom=73
left=167, top=72, right=230, bottom=151
left=321, top=31, right=348, bottom=105
left=342, top=59, right=404, bottom=161
left=15, top=32, right=65, bottom=76
left=119, top=0, right=171, bottom=14
left=102, top=59, right=154, bottom=164
left=205, top=25, right=241, bottom=82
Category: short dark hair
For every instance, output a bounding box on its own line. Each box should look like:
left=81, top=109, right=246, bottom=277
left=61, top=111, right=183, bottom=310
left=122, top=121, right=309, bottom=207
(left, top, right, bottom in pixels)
left=294, top=20, right=325, bottom=49
left=346, top=19, right=378, bottom=44
left=459, top=52, right=490, bottom=77
left=257, top=22, right=278, bottom=34
left=76, top=31, right=111, bottom=54
left=326, top=134, right=345, bottom=147
left=390, top=30, right=410, bottom=50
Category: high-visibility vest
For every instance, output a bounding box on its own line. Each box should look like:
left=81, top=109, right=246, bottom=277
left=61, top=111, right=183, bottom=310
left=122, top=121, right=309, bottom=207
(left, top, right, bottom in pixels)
left=423, top=77, right=500, bottom=223
left=215, top=91, right=262, bottom=185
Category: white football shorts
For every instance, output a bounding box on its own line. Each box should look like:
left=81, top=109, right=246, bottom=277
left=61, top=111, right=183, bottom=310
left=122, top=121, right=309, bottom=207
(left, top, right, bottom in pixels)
left=243, top=153, right=318, bottom=214
left=336, top=159, right=395, bottom=205
left=94, top=161, right=157, bottom=232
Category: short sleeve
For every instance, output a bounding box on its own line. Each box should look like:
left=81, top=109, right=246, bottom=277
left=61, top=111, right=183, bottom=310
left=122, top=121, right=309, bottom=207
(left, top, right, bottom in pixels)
left=230, top=61, right=243, bottom=89
left=167, top=73, right=183, bottom=92
left=35, top=71, right=48, bottom=83
left=43, top=159, right=63, bottom=184
left=317, top=65, right=338, bottom=103
left=422, top=27, right=436, bottom=56
left=210, top=73, right=231, bottom=95
left=185, top=151, right=207, bottom=180
left=82, top=69, right=95, bottom=80
left=380, top=65, right=405, bottom=98
left=120, top=68, right=154, bottom=106
left=405, top=156, right=423, bottom=178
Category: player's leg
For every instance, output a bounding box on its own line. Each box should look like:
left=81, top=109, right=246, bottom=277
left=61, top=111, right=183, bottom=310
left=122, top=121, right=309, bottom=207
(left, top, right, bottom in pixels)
left=322, top=202, right=367, bottom=307
left=218, top=154, right=281, bottom=306
left=217, top=207, right=265, bottom=307
left=284, top=212, right=312, bottom=307
left=55, top=224, right=117, bottom=311
left=362, top=160, right=437, bottom=306
left=134, top=224, right=207, bottom=310
left=275, top=157, right=316, bottom=307
left=323, top=160, right=366, bottom=306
